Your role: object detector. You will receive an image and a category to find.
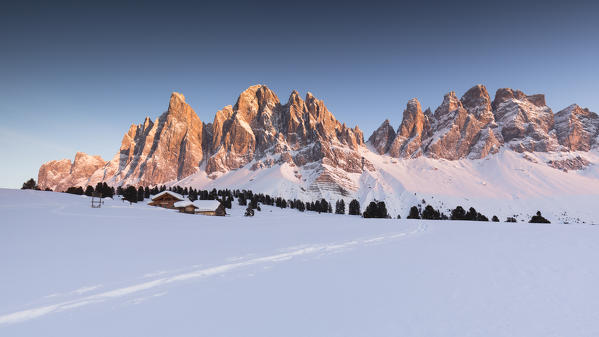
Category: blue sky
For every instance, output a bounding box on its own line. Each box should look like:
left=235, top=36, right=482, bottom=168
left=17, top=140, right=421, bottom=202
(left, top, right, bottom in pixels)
left=1, top=0, right=598, bottom=188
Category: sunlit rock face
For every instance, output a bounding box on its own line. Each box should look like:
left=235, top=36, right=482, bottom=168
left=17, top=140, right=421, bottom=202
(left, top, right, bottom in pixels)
left=38, top=153, right=106, bottom=192
left=368, top=120, right=396, bottom=154
left=388, top=98, right=430, bottom=158
left=108, top=92, right=205, bottom=187
left=492, top=88, right=558, bottom=152
left=39, top=85, right=367, bottom=195
left=379, top=85, right=501, bottom=160
left=39, top=84, right=599, bottom=196
left=554, top=104, right=599, bottom=151
left=369, top=84, right=577, bottom=160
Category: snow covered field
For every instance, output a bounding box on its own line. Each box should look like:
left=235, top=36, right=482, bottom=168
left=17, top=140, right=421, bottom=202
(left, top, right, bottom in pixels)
left=1, top=189, right=598, bottom=336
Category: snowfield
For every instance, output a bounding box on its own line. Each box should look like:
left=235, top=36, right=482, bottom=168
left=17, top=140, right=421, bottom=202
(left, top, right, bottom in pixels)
left=1, top=189, right=598, bottom=336
left=177, top=149, right=599, bottom=224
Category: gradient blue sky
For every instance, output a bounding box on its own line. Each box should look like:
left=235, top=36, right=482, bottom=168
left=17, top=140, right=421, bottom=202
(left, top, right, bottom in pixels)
left=1, top=0, right=598, bottom=188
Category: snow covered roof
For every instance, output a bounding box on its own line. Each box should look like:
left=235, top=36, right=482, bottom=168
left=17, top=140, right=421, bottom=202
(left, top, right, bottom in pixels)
left=193, top=200, right=222, bottom=211
left=172, top=199, right=222, bottom=211
left=173, top=200, right=194, bottom=208
left=151, top=191, right=184, bottom=201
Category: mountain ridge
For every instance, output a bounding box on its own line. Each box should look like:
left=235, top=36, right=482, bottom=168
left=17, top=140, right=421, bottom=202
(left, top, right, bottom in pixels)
left=38, top=84, right=599, bottom=202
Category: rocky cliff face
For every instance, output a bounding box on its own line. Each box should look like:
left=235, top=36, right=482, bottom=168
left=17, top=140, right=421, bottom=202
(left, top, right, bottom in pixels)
left=371, top=84, right=595, bottom=161
left=38, top=84, right=599, bottom=195
left=554, top=104, right=599, bottom=151
left=110, top=92, right=205, bottom=186
left=38, top=152, right=106, bottom=191
left=39, top=86, right=366, bottom=195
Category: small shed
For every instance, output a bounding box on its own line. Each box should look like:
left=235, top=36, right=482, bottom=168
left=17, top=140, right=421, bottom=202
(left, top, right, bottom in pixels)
left=173, top=200, right=197, bottom=214
left=194, top=200, right=226, bottom=216
left=148, top=191, right=185, bottom=209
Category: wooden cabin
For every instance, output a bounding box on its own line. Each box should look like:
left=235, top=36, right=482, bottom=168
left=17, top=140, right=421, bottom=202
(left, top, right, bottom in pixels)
left=148, top=191, right=185, bottom=209
left=172, top=199, right=226, bottom=216
left=173, top=200, right=197, bottom=214
left=193, top=200, right=226, bottom=216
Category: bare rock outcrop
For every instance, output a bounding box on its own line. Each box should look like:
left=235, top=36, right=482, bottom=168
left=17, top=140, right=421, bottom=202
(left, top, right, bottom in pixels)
left=368, top=120, right=396, bottom=154
left=38, top=152, right=106, bottom=191
left=493, top=88, right=558, bottom=152
left=554, top=104, right=599, bottom=151
left=37, top=159, right=73, bottom=191
left=547, top=155, right=590, bottom=172
left=109, top=92, right=205, bottom=186
left=388, top=98, right=430, bottom=158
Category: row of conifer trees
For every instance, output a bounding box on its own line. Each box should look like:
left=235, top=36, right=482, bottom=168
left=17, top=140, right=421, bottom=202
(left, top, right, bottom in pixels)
left=52, top=179, right=551, bottom=222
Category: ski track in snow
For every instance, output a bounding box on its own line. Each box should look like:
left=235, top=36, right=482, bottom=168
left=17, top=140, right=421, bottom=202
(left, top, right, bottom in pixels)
left=0, top=223, right=427, bottom=326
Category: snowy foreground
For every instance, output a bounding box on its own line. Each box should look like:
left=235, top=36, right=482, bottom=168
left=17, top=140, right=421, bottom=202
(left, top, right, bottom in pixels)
left=1, top=189, right=598, bottom=336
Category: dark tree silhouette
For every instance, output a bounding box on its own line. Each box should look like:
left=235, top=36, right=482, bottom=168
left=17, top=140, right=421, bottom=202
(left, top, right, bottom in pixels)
left=123, top=186, right=138, bottom=204
left=85, top=185, right=94, bottom=196
left=529, top=211, right=551, bottom=223
left=348, top=199, right=361, bottom=215
left=421, top=205, right=441, bottom=220
left=65, top=186, right=84, bottom=195
left=407, top=206, right=421, bottom=219
left=21, top=178, right=37, bottom=190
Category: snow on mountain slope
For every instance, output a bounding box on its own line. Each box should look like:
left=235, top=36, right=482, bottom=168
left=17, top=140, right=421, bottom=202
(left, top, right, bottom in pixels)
left=174, top=148, right=599, bottom=224
left=1, top=189, right=599, bottom=337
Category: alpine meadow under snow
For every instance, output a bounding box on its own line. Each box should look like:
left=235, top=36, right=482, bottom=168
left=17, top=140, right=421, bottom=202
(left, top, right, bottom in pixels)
left=1, top=189, right=599, bottom=336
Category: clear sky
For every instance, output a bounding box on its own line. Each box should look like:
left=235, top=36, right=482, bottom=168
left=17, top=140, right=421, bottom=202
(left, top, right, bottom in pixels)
left=1, top=0, right=598, bottom=188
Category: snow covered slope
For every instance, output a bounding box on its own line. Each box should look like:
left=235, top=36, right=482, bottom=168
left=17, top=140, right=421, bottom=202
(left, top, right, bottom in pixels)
left=1, top=189, right=599, bottom=336
left=177, top=149, right=599, bottom=224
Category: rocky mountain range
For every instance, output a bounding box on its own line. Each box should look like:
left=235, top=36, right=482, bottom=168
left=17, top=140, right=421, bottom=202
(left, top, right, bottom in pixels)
left=38, top=84, right=599, bottom=198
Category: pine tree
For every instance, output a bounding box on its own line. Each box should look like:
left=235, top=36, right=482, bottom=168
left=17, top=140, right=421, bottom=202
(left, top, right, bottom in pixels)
left=465, top=207, right=478, bottom=221
left=123, top=186, right=137, bottom=204
left=421, top=205, right=441, bottom=220
left=450, top=206, right=467, bottom=220
left=348, top=199, right=360, bottom=215
left=529, top=211, right=550, bottom=223
left=335, top=200, right=346, bottom=214
left=363, top=202, right=377, bottom=218
left=376, top=201, right=388, bottom=218
left=137, top=186, right=144, bottom=201
left=407, top=206, right=420, bottom=219
left=21, top=178, right=37, bottom=190
left=85, top=185, right=94, bottom=196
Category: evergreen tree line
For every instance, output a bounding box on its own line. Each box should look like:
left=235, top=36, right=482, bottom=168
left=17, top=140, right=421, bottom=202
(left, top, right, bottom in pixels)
left=54, top=179, right=553, bottom=223
left=405, top=204, right=550, bottom=223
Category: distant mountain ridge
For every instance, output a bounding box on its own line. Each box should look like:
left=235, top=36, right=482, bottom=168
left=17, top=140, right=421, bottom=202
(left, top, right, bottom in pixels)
left=38, top=84, right=599, bottom=201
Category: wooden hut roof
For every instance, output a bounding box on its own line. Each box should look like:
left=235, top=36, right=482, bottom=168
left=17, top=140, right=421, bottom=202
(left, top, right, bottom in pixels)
left=151, top=191, right=184, bottom=201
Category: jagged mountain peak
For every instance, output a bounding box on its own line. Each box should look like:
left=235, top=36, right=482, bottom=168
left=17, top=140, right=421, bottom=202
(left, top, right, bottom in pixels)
left=234, top=84, right=280, bottom=122
left=461, top=85, right=491, bottom=111
left=434, top=91, right=463, bottom=117
left=170, top=91, right=185, bottom=103
left=492, top=88, right=528, bottom=109
left=38, top=84, right=599, bottom=199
